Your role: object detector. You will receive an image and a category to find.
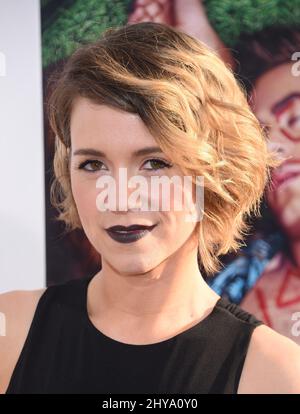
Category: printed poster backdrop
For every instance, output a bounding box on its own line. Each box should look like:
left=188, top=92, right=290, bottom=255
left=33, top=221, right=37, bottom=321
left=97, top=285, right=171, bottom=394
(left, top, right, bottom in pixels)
left=41, top=0, right=300, bottom=343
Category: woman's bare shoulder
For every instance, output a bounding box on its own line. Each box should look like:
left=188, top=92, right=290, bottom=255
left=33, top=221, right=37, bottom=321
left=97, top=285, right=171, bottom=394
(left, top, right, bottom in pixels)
left=0, top=288, right=46, bottom=394
left=238, top=324, right=300, bottom=394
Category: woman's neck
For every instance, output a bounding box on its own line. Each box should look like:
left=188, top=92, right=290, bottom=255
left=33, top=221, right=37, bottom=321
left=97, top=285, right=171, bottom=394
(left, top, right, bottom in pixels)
left=86, top=245, right=219, bottom=344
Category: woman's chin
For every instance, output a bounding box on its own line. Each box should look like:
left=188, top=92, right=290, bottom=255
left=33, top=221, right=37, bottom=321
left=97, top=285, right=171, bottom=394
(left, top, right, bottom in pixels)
left=105, top=256, right=158, bottom=276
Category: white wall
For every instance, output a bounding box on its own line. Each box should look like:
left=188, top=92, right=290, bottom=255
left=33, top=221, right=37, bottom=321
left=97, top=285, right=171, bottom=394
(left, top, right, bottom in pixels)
left=0, top=0, right=45, bottom=292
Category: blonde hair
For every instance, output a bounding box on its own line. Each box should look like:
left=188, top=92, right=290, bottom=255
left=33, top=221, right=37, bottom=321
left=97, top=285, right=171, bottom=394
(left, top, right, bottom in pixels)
left=47, top=22, right=281, bottom=276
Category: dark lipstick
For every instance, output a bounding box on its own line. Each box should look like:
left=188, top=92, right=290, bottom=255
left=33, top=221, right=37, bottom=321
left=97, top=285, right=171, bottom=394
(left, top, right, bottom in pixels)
left=105, top=224, right=157, bottom=244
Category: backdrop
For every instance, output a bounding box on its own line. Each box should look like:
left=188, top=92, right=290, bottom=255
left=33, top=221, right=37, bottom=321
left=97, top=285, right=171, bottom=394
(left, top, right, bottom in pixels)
left=41, top=0, right=300, bottom=344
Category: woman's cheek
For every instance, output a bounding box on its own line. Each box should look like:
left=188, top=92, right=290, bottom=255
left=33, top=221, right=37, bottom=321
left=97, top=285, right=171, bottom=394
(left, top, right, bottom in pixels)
left=72, top=177, right=98, bottom=221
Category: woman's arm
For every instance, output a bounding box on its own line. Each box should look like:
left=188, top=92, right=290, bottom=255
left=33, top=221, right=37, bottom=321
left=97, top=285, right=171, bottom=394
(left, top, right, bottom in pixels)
left=238, top=324, right=300, bottom=393
left=0, top=289, right=45, bottom=394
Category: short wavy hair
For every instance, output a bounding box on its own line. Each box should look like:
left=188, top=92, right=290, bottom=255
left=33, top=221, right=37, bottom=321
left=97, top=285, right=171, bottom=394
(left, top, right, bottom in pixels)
left=47, top=22, right=280, bottom=276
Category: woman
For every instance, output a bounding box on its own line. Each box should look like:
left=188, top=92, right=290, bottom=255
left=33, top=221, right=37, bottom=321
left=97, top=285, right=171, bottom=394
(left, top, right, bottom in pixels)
left=1, top=22, right=300, bottom=394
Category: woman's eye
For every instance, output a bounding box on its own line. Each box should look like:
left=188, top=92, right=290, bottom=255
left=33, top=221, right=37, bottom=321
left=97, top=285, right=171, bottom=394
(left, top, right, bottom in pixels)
left=142, top=158, right=173, bottom=171
left=78, top=160, right=105, bottom=172
left=77, top=158, right=173, bottom=173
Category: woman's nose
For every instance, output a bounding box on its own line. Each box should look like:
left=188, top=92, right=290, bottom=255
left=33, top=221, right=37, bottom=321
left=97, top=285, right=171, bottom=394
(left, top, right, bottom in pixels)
left=110, top=172, right=148, bottom=212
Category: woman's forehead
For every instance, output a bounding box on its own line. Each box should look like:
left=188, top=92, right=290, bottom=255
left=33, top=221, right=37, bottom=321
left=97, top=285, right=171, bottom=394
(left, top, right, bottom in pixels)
left=70, top=97, right=158, bottom=151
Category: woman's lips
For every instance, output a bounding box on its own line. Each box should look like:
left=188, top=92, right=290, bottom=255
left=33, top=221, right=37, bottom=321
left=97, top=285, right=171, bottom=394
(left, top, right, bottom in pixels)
left=105, top=224, right=157, bottom=244
left=273, top=171, right=300, bottom=190
left=271, top=159, right=300, bottom=191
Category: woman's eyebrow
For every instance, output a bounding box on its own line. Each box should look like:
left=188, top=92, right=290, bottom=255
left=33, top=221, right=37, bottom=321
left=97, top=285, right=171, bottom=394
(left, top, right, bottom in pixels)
left=72, top=146, right=164, bottom=157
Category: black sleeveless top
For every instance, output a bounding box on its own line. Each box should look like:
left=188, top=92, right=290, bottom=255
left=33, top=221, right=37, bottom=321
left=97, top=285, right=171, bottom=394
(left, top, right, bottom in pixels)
left=6, top=275, right=264, bottom=394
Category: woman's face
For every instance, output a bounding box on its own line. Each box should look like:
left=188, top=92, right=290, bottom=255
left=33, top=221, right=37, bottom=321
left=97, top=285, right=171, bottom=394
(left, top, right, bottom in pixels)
left=69, top=97, right=199, bottom=275
left=252, top=62, right=300, bottom=236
